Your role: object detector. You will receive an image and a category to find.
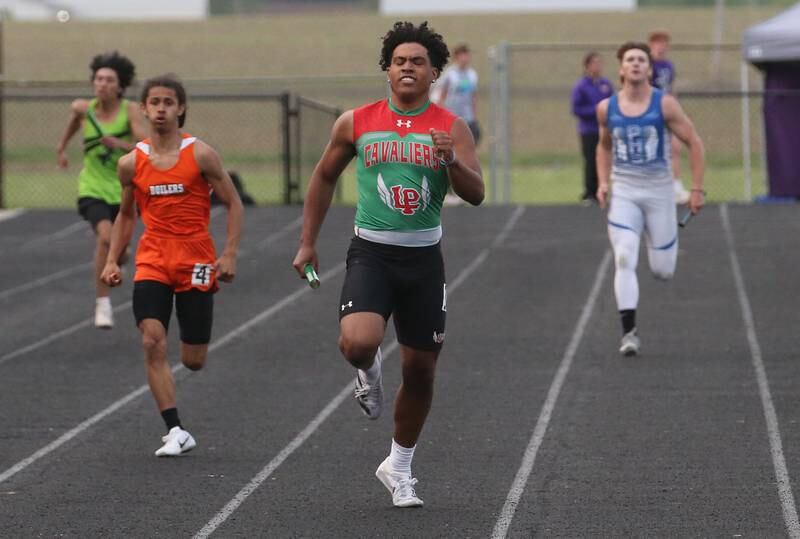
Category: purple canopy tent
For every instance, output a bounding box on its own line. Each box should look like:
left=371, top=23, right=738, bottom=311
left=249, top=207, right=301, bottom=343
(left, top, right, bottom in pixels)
left=743, top=3, right=800, bottom=198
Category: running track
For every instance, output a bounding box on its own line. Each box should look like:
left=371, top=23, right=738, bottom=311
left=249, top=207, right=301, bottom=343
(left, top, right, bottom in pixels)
left=0, top=204, right=798, bottom=538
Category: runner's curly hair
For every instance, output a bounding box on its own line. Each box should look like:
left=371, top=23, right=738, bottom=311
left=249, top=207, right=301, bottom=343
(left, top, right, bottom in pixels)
left=379, top=21, right=449, bottom=72
left=89, top=51, right=135, bottom=96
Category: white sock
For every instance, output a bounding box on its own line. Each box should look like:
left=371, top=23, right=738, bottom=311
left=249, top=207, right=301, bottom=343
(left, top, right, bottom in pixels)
left=362, top=348, right=382, bottom=384
left=389, top=439, right=415, bottom=477
left=96, top=296, right=111, bottom=308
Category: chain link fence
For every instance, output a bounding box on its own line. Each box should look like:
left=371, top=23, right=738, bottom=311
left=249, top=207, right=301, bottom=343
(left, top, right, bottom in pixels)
left=0, top=79, right=380, bottom=208
left=487, top=42, right=780, bottom=204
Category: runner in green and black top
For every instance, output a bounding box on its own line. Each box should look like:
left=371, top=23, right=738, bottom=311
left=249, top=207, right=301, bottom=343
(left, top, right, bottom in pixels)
left=293, top=21, right=484, bottom=508
left=56, top=51, right=146, bottom=329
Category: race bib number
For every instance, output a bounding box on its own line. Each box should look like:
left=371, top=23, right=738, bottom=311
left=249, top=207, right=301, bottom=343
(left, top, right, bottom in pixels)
left=191, top=263, right=214, bottom=286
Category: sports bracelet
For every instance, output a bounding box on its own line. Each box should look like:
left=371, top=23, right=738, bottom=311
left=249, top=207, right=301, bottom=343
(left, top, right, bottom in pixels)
left=691, top=188, right=707, bottom=195
left=438, top=150, right=457, bottom=167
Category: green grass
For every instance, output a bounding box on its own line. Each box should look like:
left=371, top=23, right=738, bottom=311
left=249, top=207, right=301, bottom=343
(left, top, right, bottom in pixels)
left=2, top=7, right=784, bottom=207
left=4, top=150, right=765, bottom=208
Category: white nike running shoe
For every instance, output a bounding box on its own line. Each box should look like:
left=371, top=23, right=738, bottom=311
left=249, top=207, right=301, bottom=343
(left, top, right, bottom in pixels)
left=94, top=299, right=113, bottom=329
left=155, top=426, right=196, bottom=457
left=619, top=329, right=641, bottom=357
left=375, top=457, right=424, bottom=508
left=673, top=180, right=691, bottom=205
left=354, top=348, right=383, bottom=420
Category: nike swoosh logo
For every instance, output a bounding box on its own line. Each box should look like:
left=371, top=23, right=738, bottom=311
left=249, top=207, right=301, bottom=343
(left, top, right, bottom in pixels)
left=179, top=436, right=189, bottom=448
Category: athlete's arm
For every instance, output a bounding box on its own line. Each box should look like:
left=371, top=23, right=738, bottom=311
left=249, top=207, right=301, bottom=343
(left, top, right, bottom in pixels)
left=100, top=101, right=146, bottom=152
left=196, top=141, right=244, bottom=283
left=101, top=151, right=137, bottom=287
left=55, top=99, right=89, bottom=169
left=431, top=118, right=484, bottom=205
left=595, top=99, right=612, bottom=208
left=663, top=94, right=705, bottom=214
left=292, top=110, right=356, bottom=278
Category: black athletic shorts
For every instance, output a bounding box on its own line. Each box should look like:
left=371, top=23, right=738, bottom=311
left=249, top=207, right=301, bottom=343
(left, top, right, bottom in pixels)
left=77, top=197, right=120, bottom=231
left=339, top=236, right=447, bottom=352
left=132, top=280, right=214, bottom=345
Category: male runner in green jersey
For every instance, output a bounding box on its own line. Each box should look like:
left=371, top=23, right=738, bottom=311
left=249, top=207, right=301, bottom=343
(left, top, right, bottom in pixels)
left=56, top=51, right=146, bottom=328
left=293, top=21, right=484, bottom=507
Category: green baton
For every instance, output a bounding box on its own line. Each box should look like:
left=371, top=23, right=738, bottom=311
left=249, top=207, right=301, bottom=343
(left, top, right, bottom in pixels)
left=304, top=263, right=320, bottom=289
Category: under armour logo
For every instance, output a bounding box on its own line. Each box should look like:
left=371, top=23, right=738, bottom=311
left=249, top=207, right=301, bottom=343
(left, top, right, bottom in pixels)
left=341, top=300, right=353, bottom=312
left=396, top=119, right=412, bottom=128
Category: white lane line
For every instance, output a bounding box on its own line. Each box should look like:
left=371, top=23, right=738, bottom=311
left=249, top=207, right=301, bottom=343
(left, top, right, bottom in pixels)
left=22, top=205, right=222, bottom=255
left=0, top=262, right=91, bottom=302
left=0, top=216, right=302, bottom=367
left=252, top=215, right=303, bottom=252
left=0, top=300, right=133, bottom=367
left=0, top=262, right=347, bottom=486
left=0, top=209, right=26, bottom=223
left=192, top=205, right=527, bottom=539
left=720, top=203, right=800, bottom=538
left=23, top=220, right=87, bottom=249
left=491, top=248, right=612, bottom=539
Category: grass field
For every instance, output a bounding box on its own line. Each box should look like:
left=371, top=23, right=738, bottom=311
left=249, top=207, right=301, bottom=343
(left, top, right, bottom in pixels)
left=2, top=6, right=784, bottom=207
left=5, top=155, right=763, bottom=207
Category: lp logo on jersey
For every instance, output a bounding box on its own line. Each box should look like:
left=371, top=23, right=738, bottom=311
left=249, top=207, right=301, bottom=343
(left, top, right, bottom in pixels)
left=390, top=185, right=421, bottom=215
left=377, top=173, right=431, bottom=216
left=191, top=263, right=213, bottom=286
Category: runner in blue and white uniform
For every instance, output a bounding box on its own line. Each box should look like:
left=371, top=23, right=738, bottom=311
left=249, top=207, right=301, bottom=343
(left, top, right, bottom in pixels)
left=596, top=41, right=705, bottom=356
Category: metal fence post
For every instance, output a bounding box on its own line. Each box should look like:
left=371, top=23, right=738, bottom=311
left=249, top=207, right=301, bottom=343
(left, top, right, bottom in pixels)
left=740, top=61, right=751, bottom=201
left=488, top=45, right=497, bottom=204
left=498, top=41, right=511, bottom=204
left=293, top=95, right=302, bottom=204
left=281, top=91, right=292, bottom=205
left=488, top=41, right=510, bottom=204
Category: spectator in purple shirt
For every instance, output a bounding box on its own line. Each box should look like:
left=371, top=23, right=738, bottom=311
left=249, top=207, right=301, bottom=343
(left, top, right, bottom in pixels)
left=571, top=51, right=614, bottom=203
left=649, top=29, right=690, bottom=204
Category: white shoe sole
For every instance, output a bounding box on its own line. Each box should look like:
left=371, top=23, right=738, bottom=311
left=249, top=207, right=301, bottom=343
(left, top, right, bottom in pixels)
left=394, top=497, right=424, bottom=508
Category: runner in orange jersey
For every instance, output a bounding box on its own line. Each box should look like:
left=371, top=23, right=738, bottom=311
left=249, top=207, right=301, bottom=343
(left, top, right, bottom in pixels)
left=101, top=75, right=243, bottom=457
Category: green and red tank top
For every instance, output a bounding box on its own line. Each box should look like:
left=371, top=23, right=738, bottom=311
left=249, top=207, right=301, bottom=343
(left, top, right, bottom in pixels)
left=353, top=99, right=456, bottom=247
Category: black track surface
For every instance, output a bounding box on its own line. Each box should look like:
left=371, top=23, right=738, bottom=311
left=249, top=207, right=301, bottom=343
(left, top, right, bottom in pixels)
left=0, top=204, right=797, bottom=538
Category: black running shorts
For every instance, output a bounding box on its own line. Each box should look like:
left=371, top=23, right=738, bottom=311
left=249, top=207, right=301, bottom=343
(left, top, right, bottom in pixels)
left=339, top=236, right=447, bottom=352
left=77, top=197, right=120, bottom=231
left=133, top=280, right=215, bottom=345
